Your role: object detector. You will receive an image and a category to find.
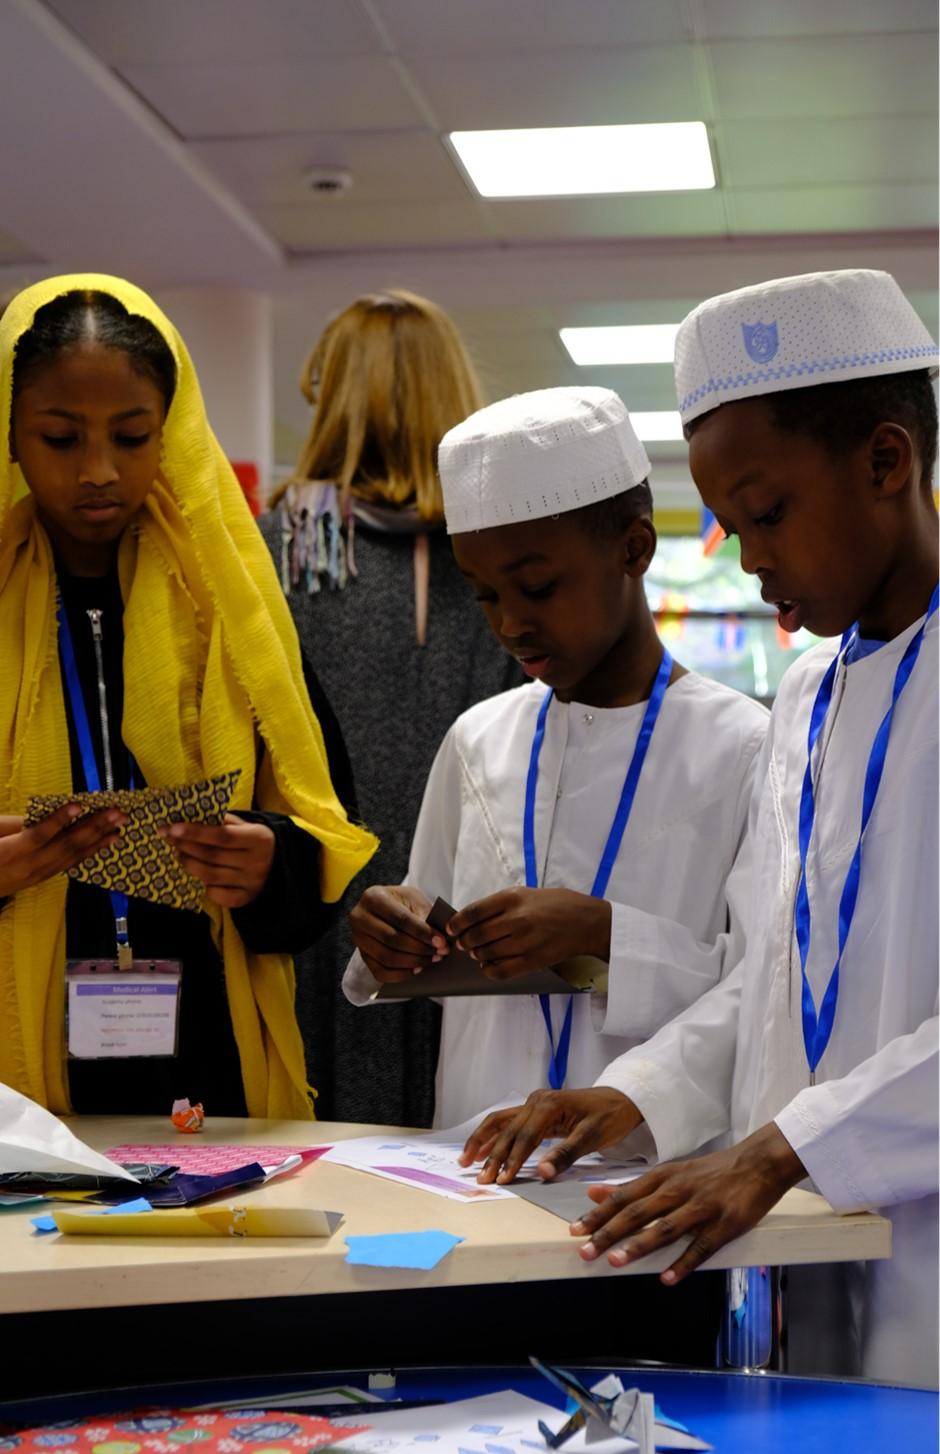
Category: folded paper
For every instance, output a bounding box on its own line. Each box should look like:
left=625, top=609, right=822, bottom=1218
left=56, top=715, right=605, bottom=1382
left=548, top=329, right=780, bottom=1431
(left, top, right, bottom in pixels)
left=26, top=769, right=241, bottom=911
left=51, top=1204, right=343, bottom=1237
left=0, top=1081, right=138, bottom=1180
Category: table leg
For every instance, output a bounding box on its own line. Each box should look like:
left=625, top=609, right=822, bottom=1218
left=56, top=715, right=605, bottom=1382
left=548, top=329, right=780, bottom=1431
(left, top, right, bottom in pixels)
left=719, top=1266, right=787, bottom=1372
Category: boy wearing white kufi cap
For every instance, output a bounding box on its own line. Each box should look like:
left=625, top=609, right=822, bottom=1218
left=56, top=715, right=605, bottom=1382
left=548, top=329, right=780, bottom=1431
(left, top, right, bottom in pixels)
left=473, top=273, right=939, bottom=1389
left=344, top=385, right=767, bottom=1354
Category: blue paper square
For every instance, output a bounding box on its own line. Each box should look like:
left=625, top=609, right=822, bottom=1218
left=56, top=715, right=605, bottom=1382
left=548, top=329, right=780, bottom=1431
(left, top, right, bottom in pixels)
left=344, top=1230, right=464, bottom=1270
left=98, top=1197, right=152, bottom=1215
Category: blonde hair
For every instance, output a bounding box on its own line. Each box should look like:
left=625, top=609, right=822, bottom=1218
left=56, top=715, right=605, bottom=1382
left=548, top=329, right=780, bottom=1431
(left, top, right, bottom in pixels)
left=272, top=290, right=482, bottom=520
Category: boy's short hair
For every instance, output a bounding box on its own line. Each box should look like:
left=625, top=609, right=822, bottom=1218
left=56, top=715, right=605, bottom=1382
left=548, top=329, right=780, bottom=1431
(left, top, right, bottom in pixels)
left=685, top=370, right=938, bottom=488
left=575, top=480, right=654, bottom=537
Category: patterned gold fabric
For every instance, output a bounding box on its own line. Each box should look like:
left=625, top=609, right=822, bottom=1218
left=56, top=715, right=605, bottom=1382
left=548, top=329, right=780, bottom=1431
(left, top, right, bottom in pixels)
left=26, top=771, right=242, bottom=912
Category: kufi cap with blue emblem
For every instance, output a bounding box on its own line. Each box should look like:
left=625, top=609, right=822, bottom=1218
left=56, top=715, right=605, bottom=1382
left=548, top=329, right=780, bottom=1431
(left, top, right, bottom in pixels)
left=675, top=269, right=938, bottom=426
left=438, top=385, right=650, bottom=535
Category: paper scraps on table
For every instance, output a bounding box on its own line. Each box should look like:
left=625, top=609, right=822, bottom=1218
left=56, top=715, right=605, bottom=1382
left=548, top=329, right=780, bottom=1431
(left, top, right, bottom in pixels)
left=7, top=1406, right=371, bottom=1454
left=332, top=1389, right=641, bottom=1454
left=49, top=1205, right=344, bottom=1237
left=530, top=1362, right=711, bottom=1454
left=32, top=1197, right=153, bottom=1234
left=189, top=1386, right=383, bottom=1413
left=321, top=1101, right=648, bottom=1206
left=510, top=1174, right=644, bottom=1225
left=171, top=1097, right=205, bottom=1133
left=0, top=1080, right=138, bottom=1181
left=106, top=1141, right=328, bottom=1175
left=25, top=768, right=242, bottom=911
left=344, top=1229, right=464, bottom=1270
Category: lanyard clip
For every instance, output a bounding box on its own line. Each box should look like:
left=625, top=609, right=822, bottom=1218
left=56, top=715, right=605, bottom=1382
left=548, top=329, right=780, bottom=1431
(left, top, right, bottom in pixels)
left=115, top=916, right=133, bottom=971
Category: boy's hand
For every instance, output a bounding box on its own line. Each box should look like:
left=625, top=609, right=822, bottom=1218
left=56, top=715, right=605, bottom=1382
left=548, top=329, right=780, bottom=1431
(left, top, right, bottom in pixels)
left=459, top=1086, right=642, bottom=1184
left=447, top=887, right=611, bottom=980
left=349, top=884, right=448, bottom=982
left=159, top=813, right=275, bottom=908
left=572, top=1123, right=806, bottom=1281
left=0, top=804, right=125, bottom=898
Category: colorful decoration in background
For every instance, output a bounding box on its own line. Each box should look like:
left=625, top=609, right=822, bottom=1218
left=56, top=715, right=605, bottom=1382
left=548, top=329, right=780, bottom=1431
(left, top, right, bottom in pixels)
left=0, top=1408, right=371, bottom=1454
left=647, top=536, right=817, bottom=699
left=656, top=590, right=689, bottom=643
left=714, top=615, right=746, bottom=653
left=231, top=461, right=262, bottom=517
left=701, top=507, right=725, bottom=557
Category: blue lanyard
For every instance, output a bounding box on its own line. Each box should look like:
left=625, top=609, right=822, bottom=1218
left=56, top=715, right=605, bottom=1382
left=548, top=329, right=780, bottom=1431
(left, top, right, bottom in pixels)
left=58, top=603, right=132, bottom=960
left=524, top=647, right=674, bottom=1090
left=795, top=585, right=938, bottom=1077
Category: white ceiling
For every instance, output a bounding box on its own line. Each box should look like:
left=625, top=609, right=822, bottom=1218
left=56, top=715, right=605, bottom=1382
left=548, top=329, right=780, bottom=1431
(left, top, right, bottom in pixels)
left=1, top=0, right=936, bottom=489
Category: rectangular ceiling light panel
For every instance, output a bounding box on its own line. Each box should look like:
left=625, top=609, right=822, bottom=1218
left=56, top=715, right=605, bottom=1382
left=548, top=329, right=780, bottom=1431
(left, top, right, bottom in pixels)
left=449, top=123, right=715, bottom=198
left=560, top=324, right=681, bottom=365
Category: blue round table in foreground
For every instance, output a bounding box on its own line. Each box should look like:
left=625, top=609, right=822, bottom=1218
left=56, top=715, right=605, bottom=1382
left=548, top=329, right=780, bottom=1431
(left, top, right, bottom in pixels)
left=3, top=1365, right=935, bottom=1451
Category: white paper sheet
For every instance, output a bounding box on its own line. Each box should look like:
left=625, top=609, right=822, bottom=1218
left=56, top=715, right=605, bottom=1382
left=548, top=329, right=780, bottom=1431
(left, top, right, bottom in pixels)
left=0, top=1082, right=138, bottom=1180
left=333, top=1390, right=639, bottom=1454
left=320, top=1101, right=649, bottom=1205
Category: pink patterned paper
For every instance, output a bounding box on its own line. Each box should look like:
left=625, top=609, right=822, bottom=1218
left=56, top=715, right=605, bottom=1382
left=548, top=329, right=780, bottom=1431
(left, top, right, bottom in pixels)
left=107, top=1143, right=332, bottom=1173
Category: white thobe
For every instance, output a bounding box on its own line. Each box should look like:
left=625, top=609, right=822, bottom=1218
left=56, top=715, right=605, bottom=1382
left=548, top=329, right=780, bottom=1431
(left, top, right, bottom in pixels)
left=596, top=611, right=939, bottom=1388
left=344, top=671, right=768, bottom=1128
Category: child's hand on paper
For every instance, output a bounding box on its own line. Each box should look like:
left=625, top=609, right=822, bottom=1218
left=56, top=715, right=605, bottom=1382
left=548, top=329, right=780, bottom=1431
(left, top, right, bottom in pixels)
left=159, top=813, right=275, bottom=908
left=349, top=884, right=449, bottom=981
left=0, top=804, right=125, bottom=898
left=459, top=1086, right=641, bottom=1184
left=447, top=887, right=611, bottom=980
left=572, top=1124, right=806, bottom=1282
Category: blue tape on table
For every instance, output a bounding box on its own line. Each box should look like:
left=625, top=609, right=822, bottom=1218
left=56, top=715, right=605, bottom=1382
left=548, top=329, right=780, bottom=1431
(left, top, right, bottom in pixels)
left=344, top=1230, right=464, bottom=1269
left=99, top=1197, right=152, bottom=1214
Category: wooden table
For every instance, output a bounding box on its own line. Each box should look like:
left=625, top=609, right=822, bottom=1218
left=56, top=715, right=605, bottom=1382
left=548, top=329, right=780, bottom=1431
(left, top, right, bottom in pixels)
left=0, top=1115, right=890, bottom=1315
left=0, top=1116, right=891, bottom=1404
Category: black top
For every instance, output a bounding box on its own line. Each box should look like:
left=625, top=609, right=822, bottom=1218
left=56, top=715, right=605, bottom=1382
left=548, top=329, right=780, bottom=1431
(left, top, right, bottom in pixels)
left=54, top=566, right=357, bottom=1115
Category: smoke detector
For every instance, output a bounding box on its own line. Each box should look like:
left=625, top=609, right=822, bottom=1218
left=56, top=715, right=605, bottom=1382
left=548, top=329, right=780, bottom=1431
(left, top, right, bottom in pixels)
left=303, top=166, right=353, bottom=196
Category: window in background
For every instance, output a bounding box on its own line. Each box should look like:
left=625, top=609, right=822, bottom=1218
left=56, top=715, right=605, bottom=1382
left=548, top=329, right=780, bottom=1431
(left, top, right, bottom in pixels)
left=647, top=536, right=818, bottom=703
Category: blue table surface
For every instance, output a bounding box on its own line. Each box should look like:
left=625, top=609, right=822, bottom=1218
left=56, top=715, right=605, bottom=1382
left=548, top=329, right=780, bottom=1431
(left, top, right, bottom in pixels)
left=4, top=1365, right=936, bottom=1452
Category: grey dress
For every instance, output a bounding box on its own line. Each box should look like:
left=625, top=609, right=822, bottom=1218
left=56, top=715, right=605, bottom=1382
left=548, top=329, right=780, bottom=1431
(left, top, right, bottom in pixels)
left=259, top=505, right=522, bottom=1125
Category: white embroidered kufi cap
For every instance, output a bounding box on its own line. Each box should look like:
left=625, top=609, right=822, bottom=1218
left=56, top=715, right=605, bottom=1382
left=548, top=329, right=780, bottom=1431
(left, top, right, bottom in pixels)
left=675, top=269, right=938, bottom=426
left=438, top=386, right=650, bottom=534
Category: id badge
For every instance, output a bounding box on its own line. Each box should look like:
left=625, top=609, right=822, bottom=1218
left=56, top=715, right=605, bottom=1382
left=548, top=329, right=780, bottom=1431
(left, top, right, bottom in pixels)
left=65, top=959, right=182, bottom=1059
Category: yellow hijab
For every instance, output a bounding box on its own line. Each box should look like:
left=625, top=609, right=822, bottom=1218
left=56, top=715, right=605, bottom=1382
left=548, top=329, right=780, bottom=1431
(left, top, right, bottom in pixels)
left=0, top=274, right=377, bottom=1117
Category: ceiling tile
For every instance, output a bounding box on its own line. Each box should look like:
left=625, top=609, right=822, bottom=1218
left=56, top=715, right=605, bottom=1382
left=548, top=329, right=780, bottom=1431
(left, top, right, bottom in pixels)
left=701, top=0, right=937, bottom=39
left=409, top=45, right=708, bottom=129
left=43, top=0, right=379, bottom=64
left=709, top=34, right=937, bottom=119
left=374, top=0, right=690, bottom=51
left=262, top=198, right=498, bottom=250
left=717, top=116, right=938, bottom=188
left=482, top=193, right=727, bottom=242
left=121, top=56, right=425, bottom=138
left=190, top=130, right=467, bottom=205
left=728, top=182, right=938, bottom=233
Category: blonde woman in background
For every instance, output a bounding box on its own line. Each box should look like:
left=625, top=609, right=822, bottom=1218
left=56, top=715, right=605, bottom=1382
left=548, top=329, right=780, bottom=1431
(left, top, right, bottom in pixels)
left=261, top=290, right=521, bottom=1126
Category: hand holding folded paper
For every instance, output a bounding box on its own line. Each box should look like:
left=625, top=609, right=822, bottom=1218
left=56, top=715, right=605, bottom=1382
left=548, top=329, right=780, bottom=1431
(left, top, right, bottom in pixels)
left=25, top=769, right=241, bottom=911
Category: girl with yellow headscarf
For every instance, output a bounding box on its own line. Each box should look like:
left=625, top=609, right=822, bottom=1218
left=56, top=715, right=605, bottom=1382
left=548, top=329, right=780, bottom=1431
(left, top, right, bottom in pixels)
left=0, top=274, right=377, bottom=1119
